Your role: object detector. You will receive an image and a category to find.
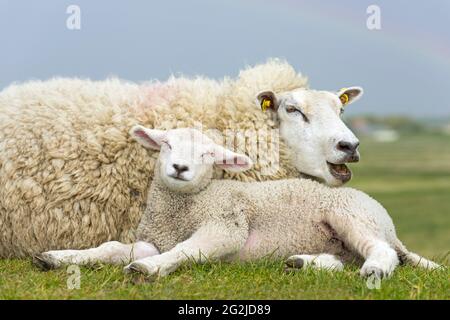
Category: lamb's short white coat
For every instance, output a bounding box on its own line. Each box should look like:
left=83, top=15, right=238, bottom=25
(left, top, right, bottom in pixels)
left=35, top=127, right=440, bottom=279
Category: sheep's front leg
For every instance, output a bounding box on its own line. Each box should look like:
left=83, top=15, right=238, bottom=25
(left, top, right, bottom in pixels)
left=358, top=240, right=399, bottom=278
left=325, top=214, right=399, bottom=278
left=285, top=254, right=344, bottom=271
left=124, top=222, right=248, bottom=278
left=33, top=241, right=159, bottom=270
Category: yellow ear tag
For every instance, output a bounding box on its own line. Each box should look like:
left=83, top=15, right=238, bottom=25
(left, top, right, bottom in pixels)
left=340, top=93, right=349, bottom=106
left=261, top=98, right=272, bottom=112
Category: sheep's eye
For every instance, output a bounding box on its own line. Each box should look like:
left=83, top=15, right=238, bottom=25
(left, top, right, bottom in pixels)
left=285, top=106, right=298, bottom=113
left=286, top=106, right=309, bottom=123
left=340, top=108, right=344, bottom=116
left=162, top=141, right=171, bottom=149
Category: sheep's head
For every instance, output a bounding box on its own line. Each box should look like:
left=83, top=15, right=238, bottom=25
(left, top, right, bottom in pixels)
left=257, top=87, right=363, bottom=187
left=130, top=126, right=253, bottom=193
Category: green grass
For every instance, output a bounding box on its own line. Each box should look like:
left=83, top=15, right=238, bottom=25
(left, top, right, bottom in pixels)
left=0, top=259, right=448, bottom=299
left=1, top=133, right=449, bottom=300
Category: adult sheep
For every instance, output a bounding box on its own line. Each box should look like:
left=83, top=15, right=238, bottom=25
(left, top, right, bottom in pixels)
left=0, top=59, right=363, bottom=257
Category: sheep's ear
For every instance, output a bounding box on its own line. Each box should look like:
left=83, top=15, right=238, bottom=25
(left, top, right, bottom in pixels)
left=256, top=90, right=279, bottom=112
left=337, top=87, right=364, bottom=106
left=213, top=146, right=253, bottom=172
left=129, top=125, right=166, bottom=150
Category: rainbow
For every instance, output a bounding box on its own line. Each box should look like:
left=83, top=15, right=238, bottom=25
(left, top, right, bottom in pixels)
left=255, top=0, right=450, bottom=70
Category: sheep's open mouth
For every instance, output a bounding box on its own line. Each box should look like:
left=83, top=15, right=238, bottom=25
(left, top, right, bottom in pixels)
left=327, top=162, right=352, bottom=183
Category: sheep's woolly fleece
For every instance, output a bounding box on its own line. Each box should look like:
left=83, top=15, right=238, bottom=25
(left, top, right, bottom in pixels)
left=0, top=60, right=308, bottom=257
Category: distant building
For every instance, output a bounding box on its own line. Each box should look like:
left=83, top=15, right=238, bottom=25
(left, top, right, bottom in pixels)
left=443, top=123, right=450, bottom=135
left=349, top=117, right=399, bottom=142
left=372, top=129, right=399, bottom=142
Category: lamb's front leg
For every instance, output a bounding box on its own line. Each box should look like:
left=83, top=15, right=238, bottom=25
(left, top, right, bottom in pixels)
left=124, top=222, right=248, bottom=278
left=325, top=214, right=399, bottom=278
left=33, top=241, right=159, bottom=270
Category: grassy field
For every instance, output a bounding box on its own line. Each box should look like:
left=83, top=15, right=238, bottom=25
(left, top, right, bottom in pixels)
left=0, top=133, right=449, bottom=299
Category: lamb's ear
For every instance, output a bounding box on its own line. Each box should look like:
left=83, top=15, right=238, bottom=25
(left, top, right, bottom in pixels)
left=213, top=146, right=253, bottom=172
left=256, top=90, right=279, bottom=112
left=129, top=125, right=166, bottom=150
left=337, top=87, right=364, bottom=106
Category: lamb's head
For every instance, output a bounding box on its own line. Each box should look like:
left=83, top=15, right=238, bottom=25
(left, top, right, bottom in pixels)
left=130, top=126, right=253, bottom=193
left=257, top=87, right=363, bottom=187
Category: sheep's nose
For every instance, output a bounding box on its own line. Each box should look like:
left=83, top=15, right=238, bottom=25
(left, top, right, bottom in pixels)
left=337, top=141, right=359, bottom=154
left=173, top=163, right=189, bottom=174
left=337, top=141, right=360, bottom=162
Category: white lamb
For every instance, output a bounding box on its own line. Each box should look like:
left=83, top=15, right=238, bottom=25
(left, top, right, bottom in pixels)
left=34, top=126, right=440, bottom=279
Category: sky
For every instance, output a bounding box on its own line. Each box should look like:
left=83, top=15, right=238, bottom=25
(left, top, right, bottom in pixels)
left=0, top=0, right=449, bottom=117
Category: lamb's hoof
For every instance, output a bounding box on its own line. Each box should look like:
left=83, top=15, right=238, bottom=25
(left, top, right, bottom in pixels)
left=360, top=265, right=388, bottom=279
left=124, top=262, right=160, bottom=283
left=124, top=262, right=147, bottom=275
left=33, top=254, right=57, bottom=271
left=124, top=261, right=160, bottom=280
left=284, top=267, right=299, bottom=274
left=285, top=256, right=305, bottom=269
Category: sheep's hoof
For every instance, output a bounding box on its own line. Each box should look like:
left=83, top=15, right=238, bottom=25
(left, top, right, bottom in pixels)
left=33, top=254, right=57, bottom=271
left=285, top=256, right=305, bottom=269
left=124, top=262, right=158, bottom=277
left=124, top=262, right=158, bottom=283
left=284, top=267, right=300, bottom=274
left=360, top=266, right=386, bottom=279
left=125, top=265, right=152, bottom=284
left=130, top=274, right=153, bottom=285
left=124, top=263, right=147, bottom=275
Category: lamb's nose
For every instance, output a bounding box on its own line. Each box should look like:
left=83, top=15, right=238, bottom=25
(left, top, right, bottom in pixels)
left=173, top=163, right=189, bottom=174
left=337, top=141, right=360, bottom=155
